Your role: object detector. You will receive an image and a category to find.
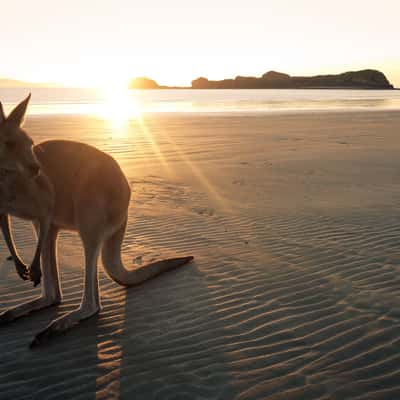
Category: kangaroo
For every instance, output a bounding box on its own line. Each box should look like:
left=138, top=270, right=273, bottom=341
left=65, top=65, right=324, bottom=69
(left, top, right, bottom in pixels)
left=0, top=95, right=52, bottom=286
left=0, top=95, right=194, bottom=347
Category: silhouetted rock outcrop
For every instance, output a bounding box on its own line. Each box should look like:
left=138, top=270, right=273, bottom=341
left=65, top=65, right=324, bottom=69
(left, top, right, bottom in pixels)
left=191, top=70, right=393, bottom=89
left=129, top=77, right=160, bottom=89
left=262, top=71, right=290, bottom=80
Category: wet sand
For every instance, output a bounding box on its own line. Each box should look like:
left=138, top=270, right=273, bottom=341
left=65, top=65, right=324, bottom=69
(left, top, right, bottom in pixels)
left=1, top=111, right=400, bottom=399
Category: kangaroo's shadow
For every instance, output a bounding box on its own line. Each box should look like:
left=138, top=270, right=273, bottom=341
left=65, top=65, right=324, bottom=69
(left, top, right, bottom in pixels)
left=0, top=223, right=236, bottom=400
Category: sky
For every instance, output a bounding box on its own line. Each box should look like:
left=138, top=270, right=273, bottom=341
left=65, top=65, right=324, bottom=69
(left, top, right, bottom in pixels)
left=0, top=0, right=399, bottom=87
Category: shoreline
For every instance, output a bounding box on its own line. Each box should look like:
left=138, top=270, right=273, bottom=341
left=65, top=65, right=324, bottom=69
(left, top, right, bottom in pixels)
left=26, top=108, right=400, bottom=119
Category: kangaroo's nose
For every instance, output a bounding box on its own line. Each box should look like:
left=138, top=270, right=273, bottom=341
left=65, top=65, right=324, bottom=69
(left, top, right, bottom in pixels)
left=28, top=164, right=40, bottom=177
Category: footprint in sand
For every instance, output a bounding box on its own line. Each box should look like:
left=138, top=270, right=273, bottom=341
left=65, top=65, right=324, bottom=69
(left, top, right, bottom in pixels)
left=232, top=179, right=246, bottom=186
left=193, top=207, right=215, bottom=216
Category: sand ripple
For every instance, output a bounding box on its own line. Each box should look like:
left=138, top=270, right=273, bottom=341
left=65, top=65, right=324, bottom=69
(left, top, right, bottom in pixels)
left=1, top=112, right=400, bottom=399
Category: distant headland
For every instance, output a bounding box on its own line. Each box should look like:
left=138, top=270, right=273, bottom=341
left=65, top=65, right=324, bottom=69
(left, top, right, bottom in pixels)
left=0, top=78, right=58, bottom=88
left=129, top=70, right=394, bottom=90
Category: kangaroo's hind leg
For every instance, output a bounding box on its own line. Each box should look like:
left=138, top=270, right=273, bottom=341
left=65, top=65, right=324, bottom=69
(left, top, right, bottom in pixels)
left=31, top=219, right=103, bottom=347
left=0, top=224, right=62, bottom=325
left=0, top=214, right=29, bottom=280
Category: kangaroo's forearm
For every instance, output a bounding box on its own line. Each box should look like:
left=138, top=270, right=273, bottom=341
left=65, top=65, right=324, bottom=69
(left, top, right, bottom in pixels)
left=0, top=213, right=29, bottom=280
left=30, top=218, right=50, bottom=287
left=0, top=214, right=23, bottom=264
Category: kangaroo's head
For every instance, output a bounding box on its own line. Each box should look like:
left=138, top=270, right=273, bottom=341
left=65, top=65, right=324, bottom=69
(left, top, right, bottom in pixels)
left=0, top=94, right=40, bottom=177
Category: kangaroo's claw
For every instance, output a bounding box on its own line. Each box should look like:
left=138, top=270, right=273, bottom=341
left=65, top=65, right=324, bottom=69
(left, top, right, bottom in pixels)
left=15, top=260, right=30, bottom=281
left=29, top=262, right=42, bottom=287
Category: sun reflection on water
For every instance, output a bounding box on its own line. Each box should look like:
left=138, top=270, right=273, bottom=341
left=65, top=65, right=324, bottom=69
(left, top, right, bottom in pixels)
left=97, top=86, right=141, bottom=134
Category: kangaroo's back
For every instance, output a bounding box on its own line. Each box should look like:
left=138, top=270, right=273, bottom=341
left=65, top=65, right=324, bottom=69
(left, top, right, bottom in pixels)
left=34, top=140, right=127, bottom=185
left=34, top=140, right=131, bottom=230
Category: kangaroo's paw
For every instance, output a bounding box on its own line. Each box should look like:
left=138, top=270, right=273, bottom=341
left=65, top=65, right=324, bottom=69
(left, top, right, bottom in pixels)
left=30, top=306, right=100, bottom=348
left=0, top=296, right=59, bottom=326
left=15, top=260, right=30, bottom=281
left=29, top=261, right=42, bottom=287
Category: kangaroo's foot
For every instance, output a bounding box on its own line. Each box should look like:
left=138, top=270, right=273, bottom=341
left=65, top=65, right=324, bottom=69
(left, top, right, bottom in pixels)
left=30, top=305, right=100, bottom=348
left=14, top=259, right=30, bottom=281
left=0, top=296, right=60, bottom=326
left=29, top=260, right=42, bottom=287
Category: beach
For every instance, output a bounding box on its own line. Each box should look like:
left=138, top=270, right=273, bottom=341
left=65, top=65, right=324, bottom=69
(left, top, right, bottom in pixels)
left=1, top=110, right=400, bottom=399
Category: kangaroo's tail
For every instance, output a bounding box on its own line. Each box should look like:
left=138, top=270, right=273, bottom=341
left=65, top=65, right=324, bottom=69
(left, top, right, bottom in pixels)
left=101, top=218, right=193, bottom=287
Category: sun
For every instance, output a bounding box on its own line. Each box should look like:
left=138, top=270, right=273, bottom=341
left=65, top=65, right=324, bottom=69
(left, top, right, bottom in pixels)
left=97, top=81, right=142, bottom=132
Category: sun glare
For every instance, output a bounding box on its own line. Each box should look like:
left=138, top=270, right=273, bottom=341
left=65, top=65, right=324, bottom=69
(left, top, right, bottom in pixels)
left=97, top=83, right=141, bottom=132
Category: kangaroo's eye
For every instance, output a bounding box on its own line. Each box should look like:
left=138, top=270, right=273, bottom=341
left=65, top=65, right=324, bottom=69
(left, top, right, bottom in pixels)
left=5, top=141, right=16, bottom=150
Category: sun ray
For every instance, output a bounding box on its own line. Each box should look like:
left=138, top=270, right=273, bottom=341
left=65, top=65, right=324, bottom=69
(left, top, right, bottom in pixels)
left=135, top=114, right=172, bottom=175
left=94, top=82, right=228, bottom=210
left=155, top=125, right=232, bottom=213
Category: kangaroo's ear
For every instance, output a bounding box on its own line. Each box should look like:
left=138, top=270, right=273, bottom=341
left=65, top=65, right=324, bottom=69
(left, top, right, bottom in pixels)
left=0, top=102, right=5, bottom=124
left=7, top=93, right=31, bottom=126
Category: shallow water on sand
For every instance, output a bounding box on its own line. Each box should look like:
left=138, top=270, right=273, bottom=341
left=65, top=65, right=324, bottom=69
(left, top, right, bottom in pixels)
left=1, top=87, right=400, bottom=116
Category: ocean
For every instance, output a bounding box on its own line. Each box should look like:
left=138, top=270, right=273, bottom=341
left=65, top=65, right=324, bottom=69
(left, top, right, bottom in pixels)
left=0, top=87, right=399, bottom=116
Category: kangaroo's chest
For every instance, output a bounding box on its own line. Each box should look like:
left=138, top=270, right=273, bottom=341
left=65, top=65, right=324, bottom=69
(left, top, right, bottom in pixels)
left=0, top=169, right=35, bottom=219
left=0, top=170, right=17, bottom=209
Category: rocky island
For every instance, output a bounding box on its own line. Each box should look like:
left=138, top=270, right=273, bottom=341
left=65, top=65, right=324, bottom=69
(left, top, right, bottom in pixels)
left=128, top=77, right=184, bottom=90
left=128, top=77, right=160, bottom=89
left=127, top=70, right=394, bottom=90
left=191, top=70, right=394, bottom=89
